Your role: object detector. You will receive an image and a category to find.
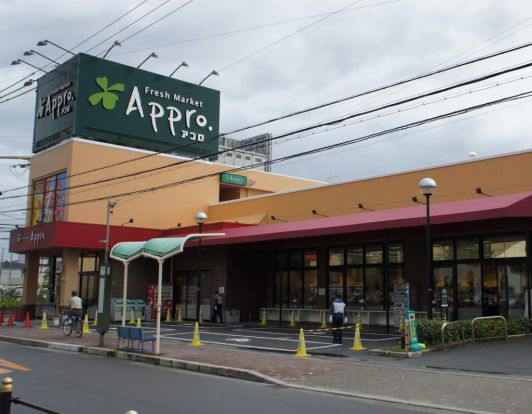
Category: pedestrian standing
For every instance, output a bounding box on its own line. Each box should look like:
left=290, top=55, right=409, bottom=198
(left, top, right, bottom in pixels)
left=213, top=290, right=223, bottom=323
left=329, top=295, right=346, bottom=344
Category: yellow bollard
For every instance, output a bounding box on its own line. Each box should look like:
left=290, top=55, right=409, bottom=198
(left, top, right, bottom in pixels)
left=288, top=310, right=296, bottom=327
left=136, top=317, right=142, bottom=328
left=260, top=309, right=268, bottom=326
left=190, top=322, right=203, bottom=346
left=129, top=307, right=136, bottom=324
left=176, top=307, right=183, bottom=323
left=165, top=307, right=171, bottom=323
left=357, top=312, right=362, bottom=331
left=93, top=311, right=98, bottom=327
left=40, top=312, right=49, bottom=330
left=294, top=328, right=309, bottom=357
left=82, top=314, right=90, bottom=333
left=350, top=323, right=366, bottom=351
left=398, top=312, right=404, bottom=334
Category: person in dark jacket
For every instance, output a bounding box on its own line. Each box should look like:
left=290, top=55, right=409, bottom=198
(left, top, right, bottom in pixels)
left=329, top=295, right=346, bottom=344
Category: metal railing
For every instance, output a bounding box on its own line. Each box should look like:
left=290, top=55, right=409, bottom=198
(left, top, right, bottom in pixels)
left=441, top=320, right=466, bottom=348
left=1, top=377, right=138, bottom=414
left=471, top=315, right=507, bottom=342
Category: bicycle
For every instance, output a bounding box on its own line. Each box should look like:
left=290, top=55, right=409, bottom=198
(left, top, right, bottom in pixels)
left=62, top=311, right=83, bottom=337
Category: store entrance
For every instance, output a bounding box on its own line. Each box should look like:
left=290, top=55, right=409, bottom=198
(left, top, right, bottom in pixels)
left=482, top=264, right=503, bottom=316
left=174, top=270, right=212, bottom=320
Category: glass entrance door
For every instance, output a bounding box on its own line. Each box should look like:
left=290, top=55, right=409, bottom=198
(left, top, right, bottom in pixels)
left=174, top=271, right=212, bottom=320
left=482, top=264, right=500, bottom=316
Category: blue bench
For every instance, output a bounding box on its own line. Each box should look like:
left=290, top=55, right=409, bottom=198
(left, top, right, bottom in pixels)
left=116, top=326, right=155, bottom=352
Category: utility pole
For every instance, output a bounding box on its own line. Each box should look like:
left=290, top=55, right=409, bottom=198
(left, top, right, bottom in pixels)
left=97, top=200, right=115, bottom=347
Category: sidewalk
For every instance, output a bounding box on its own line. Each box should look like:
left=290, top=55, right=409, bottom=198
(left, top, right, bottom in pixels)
left=1, top=325, right=531, bottom=414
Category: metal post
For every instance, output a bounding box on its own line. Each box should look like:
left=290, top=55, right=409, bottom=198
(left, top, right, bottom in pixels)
left=98, top=200, right=115, bottom=347
left=121, top=262, right=129, bottom=327
left=196, top=222, right=203, bottom=323
left=0, top=377, right=13, bottom=414
left=425, top=193, right=433, bottom=319
left=278, top=249, right=283, bottom=328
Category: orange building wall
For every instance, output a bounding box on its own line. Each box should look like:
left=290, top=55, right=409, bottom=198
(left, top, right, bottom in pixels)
left=27, top=138, right=321, bottom=229
left=208, top=150, right=532, bottom=224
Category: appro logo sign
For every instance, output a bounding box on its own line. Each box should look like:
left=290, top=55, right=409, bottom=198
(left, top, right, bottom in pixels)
left=88, top=76, right=125, bottom=110
left=88, top=75, right=214, bottom=143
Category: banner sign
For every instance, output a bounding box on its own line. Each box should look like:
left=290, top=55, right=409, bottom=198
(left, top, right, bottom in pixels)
left=33, top=54, right=220, bottom=158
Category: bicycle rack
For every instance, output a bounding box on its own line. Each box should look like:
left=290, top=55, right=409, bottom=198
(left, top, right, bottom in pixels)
left=441, top=320, right=465, bottom=348
left=471, top=315, right=507, bottom=342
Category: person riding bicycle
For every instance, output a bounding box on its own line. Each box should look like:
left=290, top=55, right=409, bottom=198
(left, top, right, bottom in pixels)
left=68, top=290, right=83, bottom=320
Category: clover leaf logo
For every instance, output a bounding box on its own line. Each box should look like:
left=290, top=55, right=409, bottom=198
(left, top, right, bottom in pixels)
left=88, top=76, right=125, bottom=110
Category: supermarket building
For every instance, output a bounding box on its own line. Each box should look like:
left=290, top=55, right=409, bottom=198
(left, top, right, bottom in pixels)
left=9, top=54, right=532, bottom=326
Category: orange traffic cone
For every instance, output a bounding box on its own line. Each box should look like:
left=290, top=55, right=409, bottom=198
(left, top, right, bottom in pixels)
left=7, top=312, right=14, bottom=327
left=24, top=312, right=31, bottom=328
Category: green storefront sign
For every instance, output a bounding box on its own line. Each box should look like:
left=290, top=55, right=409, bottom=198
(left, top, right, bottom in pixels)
left=33, top=53, right=220, bottom=158
left=220, top=172, right=247, bottom=186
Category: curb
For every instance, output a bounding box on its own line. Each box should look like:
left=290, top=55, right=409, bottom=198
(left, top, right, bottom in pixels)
left=0, top=334, right=278, bottom=385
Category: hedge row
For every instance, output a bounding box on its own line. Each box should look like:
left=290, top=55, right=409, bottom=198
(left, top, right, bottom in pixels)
left=416, top=317, right=532, bottom=346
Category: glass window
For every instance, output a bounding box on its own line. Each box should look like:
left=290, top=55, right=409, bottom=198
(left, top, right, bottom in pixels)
left=457, top=263, right=482, bottom=319
left=346, top=246, right=363, bottom=265
left=31, top=179, right=44, bottom=225
left=483, top=235, right=526, bottom=258
left=433, top=266, right=454, bottom=311
left=303, top=250, right=317, bottom=267
left=275, top=251, right=288, bottom=269
left=507, top=264, right=527, bottom=317
left=289, top=250, right=302, bottom=268
left=227, top=152, right=233, bottom=157
left=290, top=264, right=302, bottom=307
left=31, top=172, right=67, bottom=225
left=433, top=240, right=454, bottom=261
left=303, top=270, right=318, bottom=308
left=274, top=271, right=288, bottom=307
left=236, top=154, right=242, bottom=159
left=388, top=266, right=405, bottom=309
left=366, top=245, right=383, bottom=264
left=456, top=238, right=479, bottom=259
left=54, top=172, right=67, bottom=221
left=388, top=243, right=404, bottom=263
left=43, top=176, right=56, bottom=223
left=365, top=267, right=384, bottom=309
left=328, top=270, right=343, bottom=302
left=346, top=268, right=363, bottom=306
left=329, top=247, right=344, bottom=266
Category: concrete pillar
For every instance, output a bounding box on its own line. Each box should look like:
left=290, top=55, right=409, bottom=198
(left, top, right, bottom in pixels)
left=60, top=249, right=79, bottom=307
left=22, top=253, right=39, bottom=308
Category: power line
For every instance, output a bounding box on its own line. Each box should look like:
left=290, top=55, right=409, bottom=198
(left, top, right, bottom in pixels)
left=218, top=0, right=365, bottom=72
left=113, top=0, right=400, bottom=57
left=1, top=89, right=530, bottom=215
left=84, top=0, right=176, bottom=54
left=1, top=51, right=531, bottom=200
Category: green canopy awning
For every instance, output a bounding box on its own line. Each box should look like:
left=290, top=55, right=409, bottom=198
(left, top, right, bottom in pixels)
left=110, top=241, right=147, bottom=261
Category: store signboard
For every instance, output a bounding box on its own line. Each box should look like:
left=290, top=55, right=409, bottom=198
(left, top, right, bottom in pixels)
left=33, top=53, right=220, bottom=158
left=220, top=172, right=247, bottom=186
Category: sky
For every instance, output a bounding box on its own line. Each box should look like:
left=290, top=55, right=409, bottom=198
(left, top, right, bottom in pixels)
left=0, top=0, right=532, bottom=253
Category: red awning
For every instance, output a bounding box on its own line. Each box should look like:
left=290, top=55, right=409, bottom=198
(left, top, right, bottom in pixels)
left=10, top=192, right=532, bottom=252
left=201, top=192, right=532, bottom=246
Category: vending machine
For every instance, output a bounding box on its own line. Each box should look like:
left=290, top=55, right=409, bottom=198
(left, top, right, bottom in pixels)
left=147, top=284, right=173, bottom=319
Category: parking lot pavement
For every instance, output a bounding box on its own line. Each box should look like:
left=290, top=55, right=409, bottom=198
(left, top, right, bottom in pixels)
left=390, top=335, right=532, bottom=376
left=121, top=322, right=401, bottom=356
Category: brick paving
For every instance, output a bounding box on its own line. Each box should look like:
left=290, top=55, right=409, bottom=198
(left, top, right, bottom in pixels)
left=2, top=324, right=532, bottom=414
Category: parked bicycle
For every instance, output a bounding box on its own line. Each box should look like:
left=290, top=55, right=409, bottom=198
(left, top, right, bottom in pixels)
left=62, top=311, right=83, bottom=337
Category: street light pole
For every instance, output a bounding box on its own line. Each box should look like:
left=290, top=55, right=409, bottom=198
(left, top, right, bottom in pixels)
left=419, top=178, right=437, bottom=320
left=195, top=212, right=207, bottom=323
left=98, top=200, right=115, bottom=347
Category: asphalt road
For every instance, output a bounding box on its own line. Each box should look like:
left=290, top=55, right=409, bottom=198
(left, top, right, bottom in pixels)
left=1, top=341, right=454, bottom=414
